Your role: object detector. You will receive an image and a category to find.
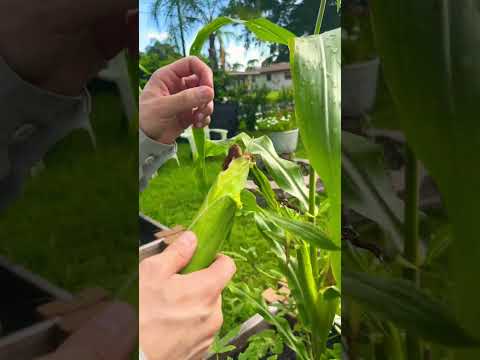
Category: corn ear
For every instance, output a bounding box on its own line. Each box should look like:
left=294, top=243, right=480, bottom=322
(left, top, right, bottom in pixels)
left=181, top=157, right=250, bottom=274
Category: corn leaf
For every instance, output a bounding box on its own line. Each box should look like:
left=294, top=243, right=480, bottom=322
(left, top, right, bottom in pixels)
left=370, top=2, right=480, bottom=354
left=261, top=211, right=339, bottom=251
left=344, top=270, right=480, bottom=347
left=188, top=18, right=295, bottom=192
left=247, top=135, right=309, bottom=210
left=342, top=131, right=404, bottom=256
left=290, top=29, right=341, bottom=286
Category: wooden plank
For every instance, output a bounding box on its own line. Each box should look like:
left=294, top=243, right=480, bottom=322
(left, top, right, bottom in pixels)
left=0, top=256, right=72, bottom=301
left=37, top=288, right=109, bottom=318
left=0, top=319, right=60, bottom=360
left=207, top=306, right=278, bottom=360
left=139, top=238, right=166, bottom=262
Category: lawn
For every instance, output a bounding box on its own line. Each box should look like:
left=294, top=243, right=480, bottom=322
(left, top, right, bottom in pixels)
left=140, top=141, right=280, bottom=332
left=0, top=88, right=138, bottom=306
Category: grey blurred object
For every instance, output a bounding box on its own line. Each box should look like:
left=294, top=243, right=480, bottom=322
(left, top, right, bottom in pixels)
left=342, top=57, right=380, bottom=117
left=268, top=128, right=299, bottom=155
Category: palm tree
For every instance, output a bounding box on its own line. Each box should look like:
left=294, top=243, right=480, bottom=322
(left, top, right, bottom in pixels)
left=150, top=0, right=196, bottom=56
left=246, top=58, right=259, bottom=71
left=231, top=62, right=244, bottom=71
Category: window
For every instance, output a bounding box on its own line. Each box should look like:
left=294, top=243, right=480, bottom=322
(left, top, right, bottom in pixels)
left=285, top=71, right=292, bottom=80
left=266, top=73, right=272, bottom=81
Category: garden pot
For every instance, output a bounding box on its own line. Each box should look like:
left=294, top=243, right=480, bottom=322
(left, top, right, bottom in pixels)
left=210, top=102, right=239, bottom=138
left=0, top=256, right=72, bottom=360
left=342, top=57, right=380, bottom=118
left=267, top=129, right=299, bottom=155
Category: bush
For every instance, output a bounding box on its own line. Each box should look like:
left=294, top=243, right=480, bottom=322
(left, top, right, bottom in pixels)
left=255, top=107, right=296, bottom=132
left=227, top=84, right=270, bottom=131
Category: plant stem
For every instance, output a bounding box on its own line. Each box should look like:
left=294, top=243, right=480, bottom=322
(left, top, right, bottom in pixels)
left=314, top=0, right=328, bottom=35
left=403, top=145, right=422, bottom=359
left=298, top=245, right=322, bottom=359
left=308, top=165, right=320, bottom=282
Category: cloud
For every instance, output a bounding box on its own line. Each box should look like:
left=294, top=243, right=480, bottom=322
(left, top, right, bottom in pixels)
left=226, top=44, right=265, bottom=68
left=147, top=31, right=169, bottom=42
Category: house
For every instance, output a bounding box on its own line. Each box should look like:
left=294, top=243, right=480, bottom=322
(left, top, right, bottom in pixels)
left=228, top=62, right=292, bottom=90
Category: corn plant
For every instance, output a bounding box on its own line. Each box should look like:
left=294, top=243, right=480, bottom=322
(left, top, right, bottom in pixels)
left=342, top=2, right=480, bottom=358
left=179, top=2, right=342, bottom=359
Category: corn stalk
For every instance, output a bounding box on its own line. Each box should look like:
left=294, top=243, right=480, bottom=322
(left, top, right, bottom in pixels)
left=183, top=4, right=341, bottom=357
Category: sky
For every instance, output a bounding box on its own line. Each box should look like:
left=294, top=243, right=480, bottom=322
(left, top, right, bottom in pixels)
left=139, top=0, right=268, bottom=68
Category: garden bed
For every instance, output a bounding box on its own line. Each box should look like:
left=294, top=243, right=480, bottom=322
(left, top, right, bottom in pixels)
left=0, top=256, right=72, bottom=359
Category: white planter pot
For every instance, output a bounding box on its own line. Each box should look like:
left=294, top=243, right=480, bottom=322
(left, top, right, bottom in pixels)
left=268, top=129, right=299, bottom=154
left=342, top=57, right=380, bottom=117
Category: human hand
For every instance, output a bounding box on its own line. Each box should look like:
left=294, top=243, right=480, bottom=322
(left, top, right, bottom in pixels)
left=139, top=231, right=236, bottom=360
left=0, top=0, right=137, bottom=95
left=139, top=56, right=215, bottom=144
left=36, top=302, right=137, bottom=360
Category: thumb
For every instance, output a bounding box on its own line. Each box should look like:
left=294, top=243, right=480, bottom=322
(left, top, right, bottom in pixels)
left=164, top=86, right=214, bottom=116
left=155, top=231, right=198, bottom=277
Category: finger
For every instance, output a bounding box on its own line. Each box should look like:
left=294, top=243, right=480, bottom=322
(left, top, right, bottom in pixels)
left=183, top=74, right=200, bottom=89
left=164, top=86, right=214, bottom=117
left=193, top=101, right=214, bottom=126
left=54, top=302, right=137, bottom=360
left=167, top=56, right=214, bottom=89
left=188, top=254, right=236, bottom=298
left=140, top=231, right=197, bottom=278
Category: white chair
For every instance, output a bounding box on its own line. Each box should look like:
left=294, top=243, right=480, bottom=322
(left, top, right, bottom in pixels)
left=97, top=51, right=136, bottom=122
left=181, top=126, right=228, bottom=158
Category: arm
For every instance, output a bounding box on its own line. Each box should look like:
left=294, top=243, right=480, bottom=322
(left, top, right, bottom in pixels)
left=138, top=57, right=215, bottom=190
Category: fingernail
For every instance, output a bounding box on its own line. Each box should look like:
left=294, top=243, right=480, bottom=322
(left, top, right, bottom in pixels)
left=178, top=231, right=196, bottom=248
left=198, top=87, right=212, bottom=102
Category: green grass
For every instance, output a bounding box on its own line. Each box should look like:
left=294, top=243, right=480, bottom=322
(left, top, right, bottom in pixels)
left=140, top=142, right=278, bottom=332
left=0, top=90, right=138, bottom=306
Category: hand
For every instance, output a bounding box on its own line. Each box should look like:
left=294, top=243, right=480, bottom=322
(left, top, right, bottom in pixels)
left=139, top=231, right=236, bottom=360
left=36, top=302, right=137, bottom=360
left=0, top=0, right=137, bottom=95
left=140, top=56, right=215, bottom=144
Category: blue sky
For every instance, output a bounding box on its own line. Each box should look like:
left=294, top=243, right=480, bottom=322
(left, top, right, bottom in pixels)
left=139, top=0, right=268, bottom=68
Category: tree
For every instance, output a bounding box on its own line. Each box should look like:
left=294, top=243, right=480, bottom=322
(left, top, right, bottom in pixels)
left=150, top=0, right=198, bottom=56
left=225, top=0, right=340, bottom=62
left=231, top=62, right=244, bottom=71
left=246, top=59, right=259, bottom=70
left=139, top=40, right=182, bottom=87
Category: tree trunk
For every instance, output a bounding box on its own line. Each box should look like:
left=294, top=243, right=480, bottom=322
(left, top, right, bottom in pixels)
left=208, top=33, right=218, bottom=70
left=175, top=0, right=186, bottom=56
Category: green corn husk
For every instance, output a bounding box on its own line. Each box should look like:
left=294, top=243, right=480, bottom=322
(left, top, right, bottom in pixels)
left=181, top=156, right=250, bottom=274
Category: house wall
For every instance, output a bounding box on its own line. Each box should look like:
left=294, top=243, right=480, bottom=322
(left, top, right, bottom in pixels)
left=230, top=71, right=292, bottom=90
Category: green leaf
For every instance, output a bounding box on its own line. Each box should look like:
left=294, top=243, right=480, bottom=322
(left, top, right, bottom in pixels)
left=190, top=17, right=295, bottom=57
left=261, top=211, right=339, bottom=251
left=245, top=18, right=296, bottom=45
left=247, top=136, right=309, bottom=210
left=290, top=30, right=341, bottom=286
left=251, top=164, right=280, bottom=211
left=342, top=131, right=404, bottom=255
left=189, top=17, right=237, bottom=57
left=192, top=127, right=207, bottom=191
left=343, top=270, right=480, bottom=347
left=229, top=283, right=310, bottom=360
left=370, top=4, right=480, bottom=354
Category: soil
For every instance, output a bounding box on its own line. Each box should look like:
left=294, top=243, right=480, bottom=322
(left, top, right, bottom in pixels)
left=0, top=266, right=53, bottom=336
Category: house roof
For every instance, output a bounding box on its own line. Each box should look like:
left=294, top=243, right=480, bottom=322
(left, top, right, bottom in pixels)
left=229, top=62, right=290, bottom=77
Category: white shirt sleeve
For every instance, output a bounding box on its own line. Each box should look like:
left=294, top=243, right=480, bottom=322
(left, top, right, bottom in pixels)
left=0, top=56, right=93, bottom=210
left=139, top=129, right=177, bottom=192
